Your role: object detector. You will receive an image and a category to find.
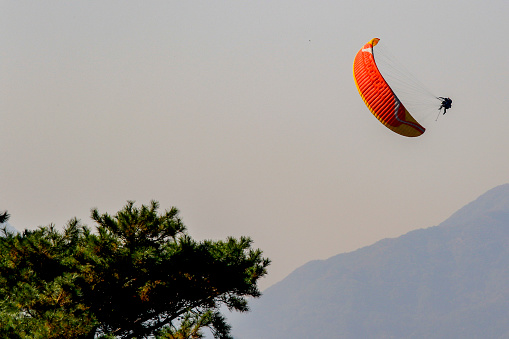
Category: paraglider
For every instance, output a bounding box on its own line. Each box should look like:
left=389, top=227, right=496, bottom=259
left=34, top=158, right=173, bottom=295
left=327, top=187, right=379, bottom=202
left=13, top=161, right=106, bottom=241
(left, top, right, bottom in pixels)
left=353, top=38, right=451, bottom=137
left=438, top=97, right=452, bottom=115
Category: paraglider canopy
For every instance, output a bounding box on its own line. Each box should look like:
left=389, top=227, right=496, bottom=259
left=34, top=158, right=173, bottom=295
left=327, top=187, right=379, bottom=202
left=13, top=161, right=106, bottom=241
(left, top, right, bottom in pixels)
left=353, top=38, right=426, bottom=137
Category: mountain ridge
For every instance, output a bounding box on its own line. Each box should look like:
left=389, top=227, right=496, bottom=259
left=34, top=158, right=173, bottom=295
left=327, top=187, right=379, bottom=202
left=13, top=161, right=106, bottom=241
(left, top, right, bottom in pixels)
left=232, top=183, right=509, bottom=338
left=1, top=223, right=19, bottom=235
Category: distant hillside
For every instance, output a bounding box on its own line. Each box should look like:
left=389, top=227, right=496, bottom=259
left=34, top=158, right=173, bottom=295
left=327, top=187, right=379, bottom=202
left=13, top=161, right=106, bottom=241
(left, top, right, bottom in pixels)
left=1, top=223, right=19, bottom=235
left=232, top=184, right=509, bottom=339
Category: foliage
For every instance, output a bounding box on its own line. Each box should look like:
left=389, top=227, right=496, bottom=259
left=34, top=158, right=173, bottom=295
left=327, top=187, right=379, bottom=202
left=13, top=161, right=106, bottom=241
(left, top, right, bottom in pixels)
left=155, top=310, right=231, bottom=339
left=0, top=202, right=270, bottom=338
left=0, top=211, right=9, bottom=224
left=0, top=221, right=98, bottom=338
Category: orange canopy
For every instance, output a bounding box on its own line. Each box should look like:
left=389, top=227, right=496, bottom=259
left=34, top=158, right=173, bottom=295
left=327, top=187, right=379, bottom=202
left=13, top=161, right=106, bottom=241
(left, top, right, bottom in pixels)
left=353, top=38, right=425, bottom=137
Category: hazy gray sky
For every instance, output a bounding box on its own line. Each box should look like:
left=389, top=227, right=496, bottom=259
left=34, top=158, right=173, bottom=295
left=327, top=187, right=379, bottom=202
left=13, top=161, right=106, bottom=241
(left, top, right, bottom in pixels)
left=2, top=1, right=509, bottom=289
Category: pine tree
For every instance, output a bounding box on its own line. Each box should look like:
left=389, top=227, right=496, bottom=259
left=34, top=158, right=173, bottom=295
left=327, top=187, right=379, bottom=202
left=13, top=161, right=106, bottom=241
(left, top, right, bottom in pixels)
left=0, top=211, right=9, bottom=224
left=0, top=201, right=270, bottom=338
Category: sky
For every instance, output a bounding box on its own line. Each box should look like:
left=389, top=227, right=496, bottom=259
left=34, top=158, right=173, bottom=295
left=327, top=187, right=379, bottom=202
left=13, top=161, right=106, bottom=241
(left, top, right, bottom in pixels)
left=2, top=1, right=509, bottom=290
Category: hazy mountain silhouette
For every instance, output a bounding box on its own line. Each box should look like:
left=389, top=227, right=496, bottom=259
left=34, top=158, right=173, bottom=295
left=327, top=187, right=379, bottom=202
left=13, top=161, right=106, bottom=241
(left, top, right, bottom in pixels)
left=1, top=223, right=18, bottom=235
left=232, top=184, right=509, bottom=339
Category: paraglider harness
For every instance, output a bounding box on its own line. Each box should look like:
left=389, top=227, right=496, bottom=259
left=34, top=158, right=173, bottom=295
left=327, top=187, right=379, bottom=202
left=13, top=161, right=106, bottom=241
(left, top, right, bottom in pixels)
left=435, top=97, right=452, bottom=121
left=438, top=97, right=452, bottom=115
